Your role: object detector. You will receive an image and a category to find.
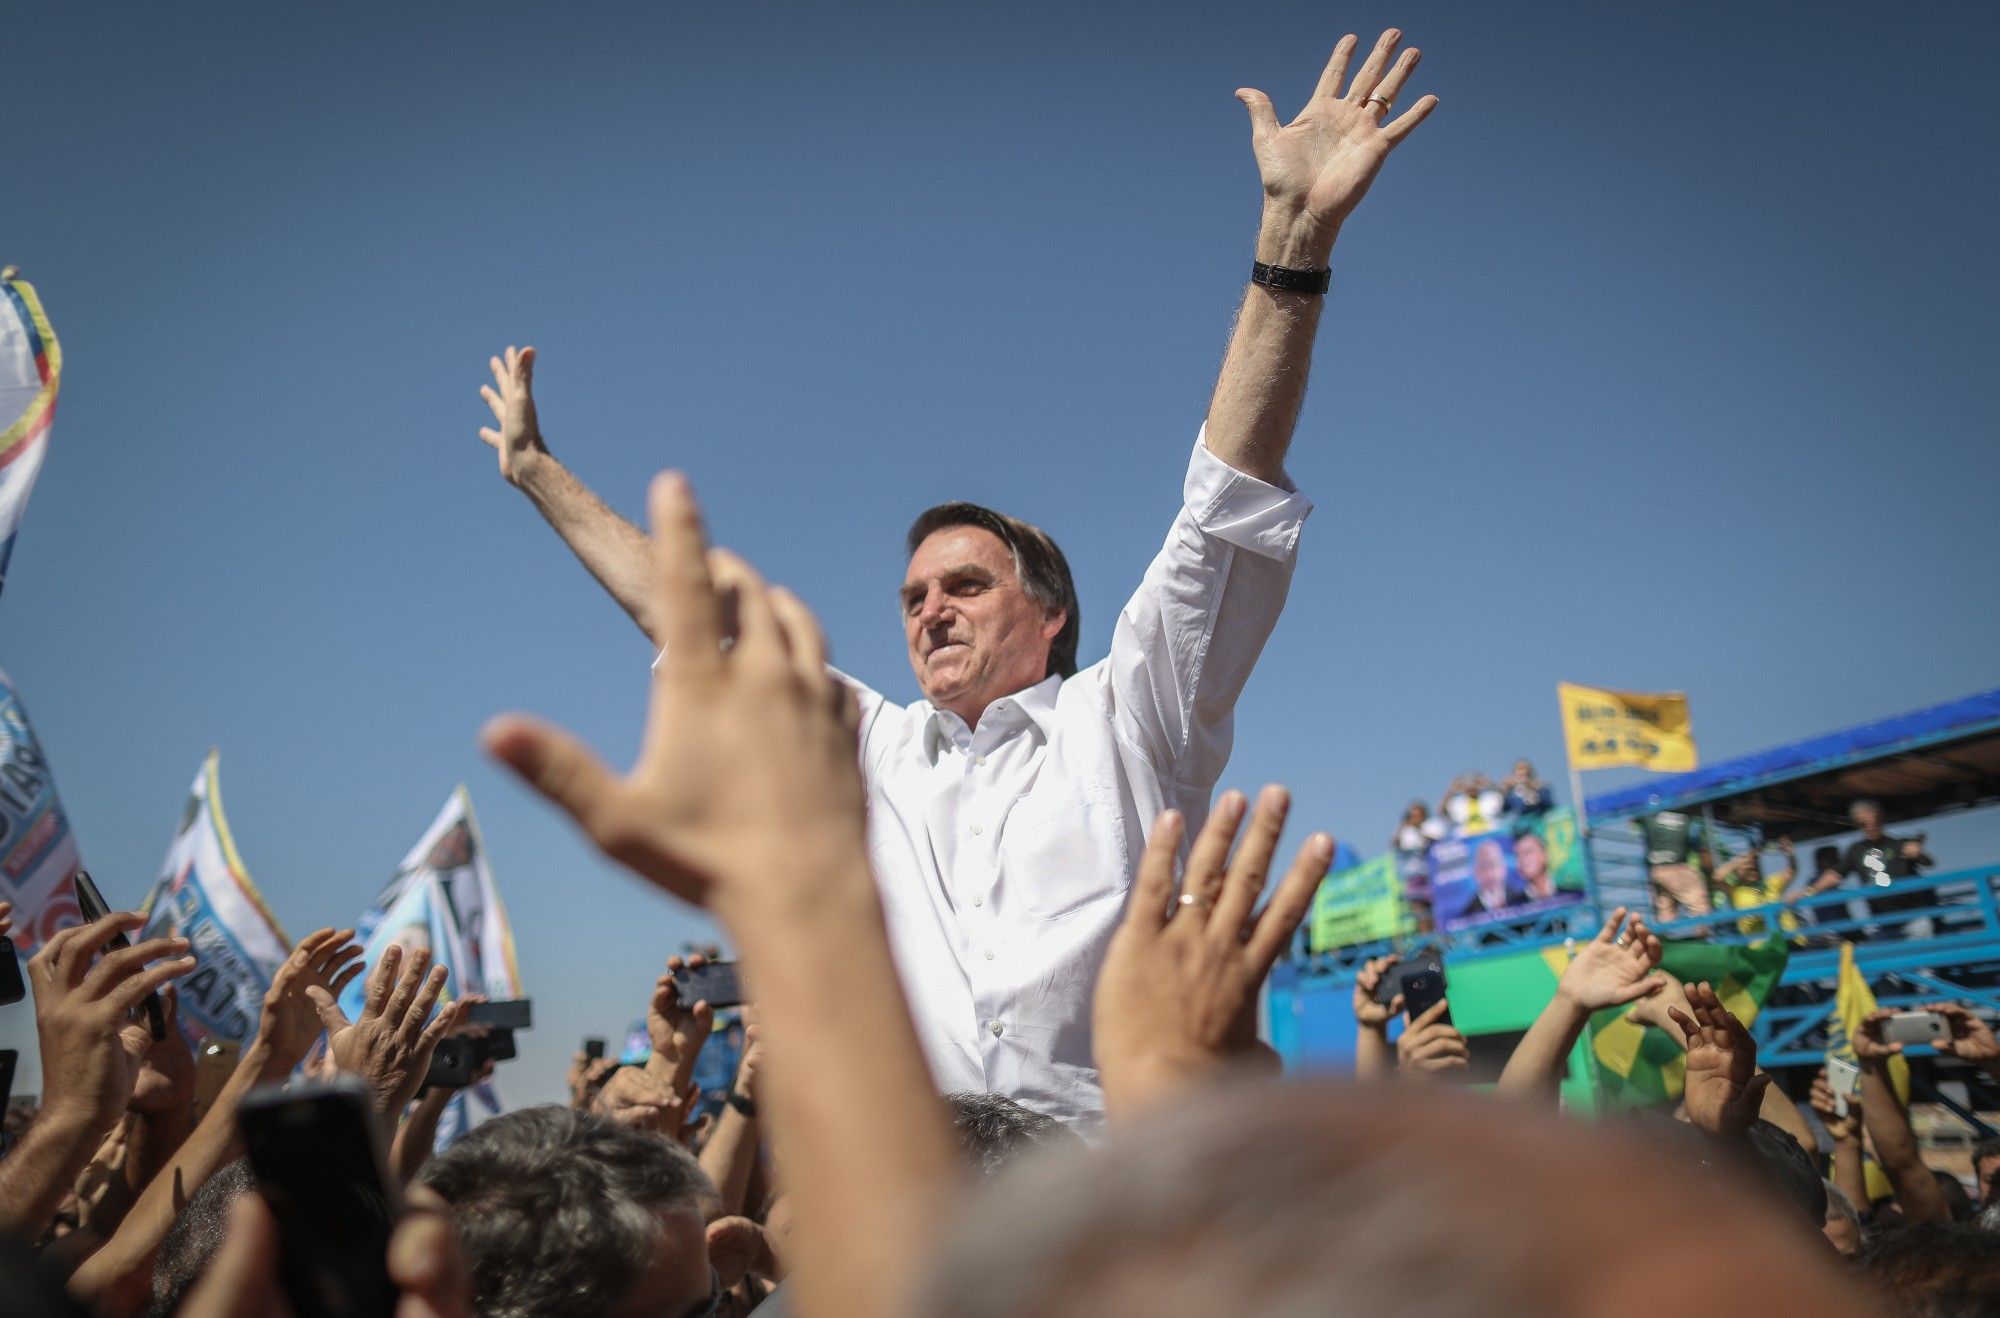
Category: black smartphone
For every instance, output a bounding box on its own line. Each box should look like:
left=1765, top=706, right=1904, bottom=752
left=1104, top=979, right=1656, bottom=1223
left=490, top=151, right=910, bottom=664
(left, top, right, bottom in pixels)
left=0, top=937, right=23, bottom=1007
left=239, top=1078, right=400, bottom=1318
left=478, top=1028, right=517, bottom=1063
left=463, top=998, right=532, bottom=1030
left=1399, top=968, right=1450, bottom=1025
left=582, top=1036, right=606, bottom=1062
left=424, top=1038, right=477, bottom=1091
left=672, top=960, right=745, bottom=1010
left=0, top=1048, right=16, bottom=1110
left=73, top=870, right=167, bottom=1041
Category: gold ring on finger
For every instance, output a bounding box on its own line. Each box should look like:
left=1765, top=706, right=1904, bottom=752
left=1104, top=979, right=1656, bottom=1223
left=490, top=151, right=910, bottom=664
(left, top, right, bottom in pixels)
left=1363, top=95, right=1393, bottom=113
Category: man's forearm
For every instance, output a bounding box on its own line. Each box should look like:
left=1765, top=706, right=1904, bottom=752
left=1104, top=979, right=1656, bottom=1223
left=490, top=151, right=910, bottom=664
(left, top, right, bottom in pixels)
left=717, top=863, right=959, bottom=1318
left=511, top=452, right=665, bottom=646
left=1201, top=207, right=1333, bottom=484
left=1831, top=1136, right=1867, bottom=1219
left=1857, top=1061, right=1950, bottom=1223
left=697, top=1101, right=760, bottom=1218
left=0, top=1106, right=106, bottom=1240
left=1496, top=995, right=1587, bottom=1103
left=1353, top=1026, right=1394, bottom=1082
left=67, top=1041, right=291, bottom=1313
left=392, top=1087, right=453, bottom=1186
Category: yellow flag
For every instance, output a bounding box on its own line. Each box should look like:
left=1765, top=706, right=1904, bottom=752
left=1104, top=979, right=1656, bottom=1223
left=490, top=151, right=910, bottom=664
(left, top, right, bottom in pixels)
left=1832, top=941, right=1909, bottom=1104
left=1558, top=682, right=1698, bottom=772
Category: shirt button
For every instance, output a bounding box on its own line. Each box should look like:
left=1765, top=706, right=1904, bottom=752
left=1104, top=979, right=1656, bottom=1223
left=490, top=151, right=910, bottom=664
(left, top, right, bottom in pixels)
left=972, top=897, right=983, bottom=908
left=970, top=823, right=983, bottom=836
left=975, top=755, right=987, bottom=766
left=983, top=949, right=994, bottom=961
left=989, top=1020, right=1005, bottom=1037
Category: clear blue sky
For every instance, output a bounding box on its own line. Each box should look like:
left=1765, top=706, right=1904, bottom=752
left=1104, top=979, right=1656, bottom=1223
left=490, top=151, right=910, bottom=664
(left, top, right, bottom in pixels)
left=4, top=2, right=1997, bottom=1104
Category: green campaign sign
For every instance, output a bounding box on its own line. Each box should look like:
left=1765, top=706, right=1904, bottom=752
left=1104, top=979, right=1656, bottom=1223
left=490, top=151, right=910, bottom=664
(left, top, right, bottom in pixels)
left=1308, top=853, right=1410, bottom=952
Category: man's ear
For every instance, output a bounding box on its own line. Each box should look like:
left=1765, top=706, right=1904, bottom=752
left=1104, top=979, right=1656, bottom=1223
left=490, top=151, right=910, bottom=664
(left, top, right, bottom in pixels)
left=1041, top=608, right=1068, bottom=643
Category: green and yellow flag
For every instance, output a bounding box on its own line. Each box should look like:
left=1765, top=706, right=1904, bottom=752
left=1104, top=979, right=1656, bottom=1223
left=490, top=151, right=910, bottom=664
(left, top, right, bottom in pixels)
left=1591, top=940, right=1789, bottom=1107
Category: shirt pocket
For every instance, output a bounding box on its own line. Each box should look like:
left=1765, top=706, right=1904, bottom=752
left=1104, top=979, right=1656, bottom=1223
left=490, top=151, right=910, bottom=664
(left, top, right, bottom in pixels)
left=1001, top=787, right=1131, bottom=921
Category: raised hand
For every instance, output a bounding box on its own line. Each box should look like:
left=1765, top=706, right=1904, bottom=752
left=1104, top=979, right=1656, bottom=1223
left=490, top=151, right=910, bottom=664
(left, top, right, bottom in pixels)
left=568, top=1053, right=621, bottom=1109
left=649, top=956, right=716, bottom=1097
left=1352, top=954, right=1401, bottom=1030
left=593, top=1064, right=698, bottom=1142
left=1922, top=1002, right=2000, bottom=1065
left=1852, top=1008, right=1903, bottom=1064
left=29, top=913, right=196, bottom=1134
left=1235, top=29, right=1439, bottom=252
left=1558, top=908, right=1667, bottom=1012
left=259, top=928, right=367, bottom=1072
left=1092, top=787, right=1334, bottom=1115
left=1669, top=983, right=1770, bottom=1138
left=478, top=345, right=547, bottom=484
left=1396, top=997, right=1469, bottom=1082
left=483, top=474, right=869, bottom=913
left=309, top=944, right=458, bottom=1118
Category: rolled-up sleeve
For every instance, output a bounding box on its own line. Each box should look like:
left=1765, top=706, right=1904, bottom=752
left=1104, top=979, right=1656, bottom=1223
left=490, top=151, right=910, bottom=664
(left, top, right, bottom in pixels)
left=1104, top=430, right=1313, bottom=806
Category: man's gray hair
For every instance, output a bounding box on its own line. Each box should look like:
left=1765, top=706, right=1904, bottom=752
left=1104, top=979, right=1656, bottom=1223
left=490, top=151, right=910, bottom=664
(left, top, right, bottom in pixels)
left=946, top=1092, right=1080, bottom=1178
left=417, top=1105, right=713, bottom=1318
left=913, top=1081, right=1859, bottom=1318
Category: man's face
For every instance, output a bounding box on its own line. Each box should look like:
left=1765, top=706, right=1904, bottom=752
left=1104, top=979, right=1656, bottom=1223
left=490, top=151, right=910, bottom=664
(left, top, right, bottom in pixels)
left=1474, top=842, right=1507, bottom=896
left=1853, top=804, right=1882, bottom=834
left=902, top=526, right=1063, bottom=722
left=1979, top=1154, right=2000, bottom=1206
left=1516, top=836, right=1547, bottom=885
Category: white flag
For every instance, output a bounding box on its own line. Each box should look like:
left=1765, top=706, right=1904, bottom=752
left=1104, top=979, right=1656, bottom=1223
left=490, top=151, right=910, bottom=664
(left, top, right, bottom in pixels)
left=0, top=668, right=83, bottom=953
left=0, top=269, right=62, bottom=597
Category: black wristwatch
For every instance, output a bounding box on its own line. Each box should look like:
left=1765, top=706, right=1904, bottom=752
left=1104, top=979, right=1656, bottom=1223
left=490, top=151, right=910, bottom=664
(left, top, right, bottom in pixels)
left=1251, top=260, right=1332, bottom=295
left=728, top=1090, right=757, bottom=1118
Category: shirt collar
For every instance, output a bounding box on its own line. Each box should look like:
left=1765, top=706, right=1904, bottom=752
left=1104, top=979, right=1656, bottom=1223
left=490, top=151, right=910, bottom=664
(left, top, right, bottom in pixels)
left=923, top=674, right=1063, bottom=761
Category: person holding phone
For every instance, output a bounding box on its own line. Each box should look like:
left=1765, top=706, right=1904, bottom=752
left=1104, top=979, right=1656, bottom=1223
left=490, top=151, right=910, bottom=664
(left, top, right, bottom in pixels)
left=469, top=30, right=1438, bottom=1125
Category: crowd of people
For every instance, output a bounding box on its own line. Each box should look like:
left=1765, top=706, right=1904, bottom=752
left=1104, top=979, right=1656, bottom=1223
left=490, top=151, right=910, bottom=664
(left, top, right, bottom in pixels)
left=1642, top=799, right=1938, bottom=934
left=1389, top=759, right=1559, bottom=920
left=3, top=24, right=1997, bottom=1318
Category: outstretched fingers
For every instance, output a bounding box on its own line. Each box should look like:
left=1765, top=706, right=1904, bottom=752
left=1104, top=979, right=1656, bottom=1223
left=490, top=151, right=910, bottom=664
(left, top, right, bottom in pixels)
left=1177, top=791, right=1248, bottom=921
left=1382, top=95, right=1440, bottom=146
left=1208, top=786, right=1290, bottom=942
left=1311, top=33, right=1360, bottom=102
left=1244, top=832, right=1335, bottom=968
left=482, top=714, right=625, bottom=840
left=1342, top=28, right=1403, bottom=102
left=1126, top=811, right=1186, bottom=936
left=648, top=474, right=724, bottom=674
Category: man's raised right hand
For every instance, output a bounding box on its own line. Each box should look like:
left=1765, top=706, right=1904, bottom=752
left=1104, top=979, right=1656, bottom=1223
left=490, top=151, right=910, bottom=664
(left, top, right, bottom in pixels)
left=478, top=345, right=548, bottom=484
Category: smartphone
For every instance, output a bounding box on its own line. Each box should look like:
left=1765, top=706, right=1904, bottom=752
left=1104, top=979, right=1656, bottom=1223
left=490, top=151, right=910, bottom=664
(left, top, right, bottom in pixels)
left=1399, top=968, right=1449, bottom=1024
left=0, top=1049, right=16, bottom=1110
left=0, top=937, right=23, bottom=1007
left=672, top=961, right=745, bottom=1010
left=1826, top=1055, right=1861, bottom=1118
left=479, top=1028, right=517, bottom=1063
left=1881, top=1011, right=1949, bottom=1048
left=424, top=1038, right=477, bottom=1091
left=463, top=998, right=532, bottom=1030
left=239, top=1078, right=400, bottom=1318
left=582, top=1036, right=607, bottom=1062
left=73, top=870, right=167, bottom=1041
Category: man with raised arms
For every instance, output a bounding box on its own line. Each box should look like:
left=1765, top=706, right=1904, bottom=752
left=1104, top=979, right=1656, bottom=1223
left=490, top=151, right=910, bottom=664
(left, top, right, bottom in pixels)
left=472, top=30, right=1436, bottom=1125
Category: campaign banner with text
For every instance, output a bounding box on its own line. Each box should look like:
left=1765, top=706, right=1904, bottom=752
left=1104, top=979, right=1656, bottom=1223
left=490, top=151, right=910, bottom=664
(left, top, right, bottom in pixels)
left=1307, top=853, right=1410, bottom=953
left=1558, top=683, right=1697, bottom=773
left=0, top=669, right=83, bottom=953
left=140, top=752, right=293, bottom=1049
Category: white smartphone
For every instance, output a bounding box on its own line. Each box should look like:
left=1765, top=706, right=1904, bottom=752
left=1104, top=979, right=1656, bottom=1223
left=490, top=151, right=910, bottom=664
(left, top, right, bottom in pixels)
left=1826, top=1055, right=1861, bottom=1117
left=1881, top=1011, right=1949, bottom=1048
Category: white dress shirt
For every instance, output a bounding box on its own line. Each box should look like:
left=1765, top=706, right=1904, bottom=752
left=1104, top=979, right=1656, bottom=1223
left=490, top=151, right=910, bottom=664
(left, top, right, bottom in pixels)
left=841, top=434, right=1312, bottom=1126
